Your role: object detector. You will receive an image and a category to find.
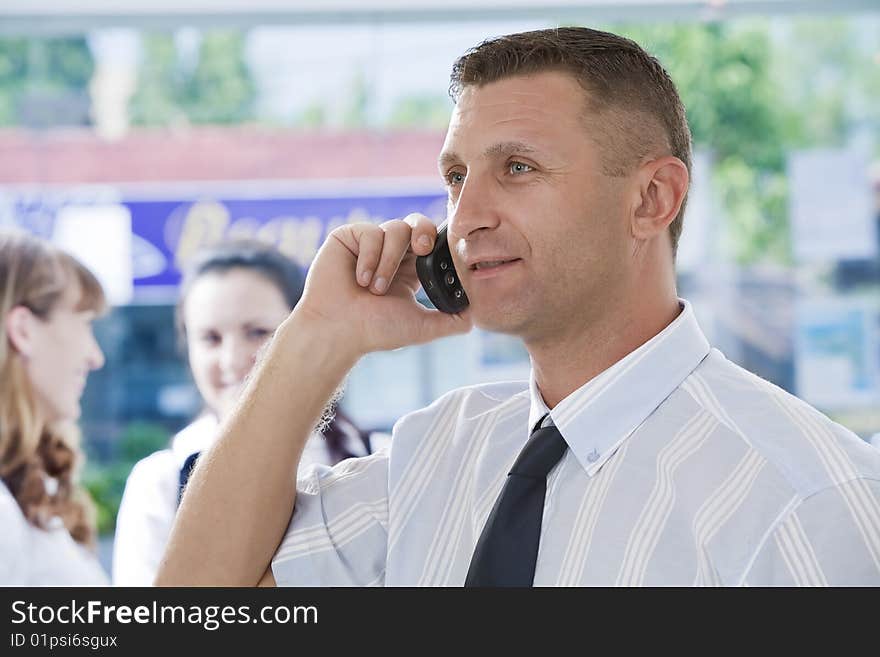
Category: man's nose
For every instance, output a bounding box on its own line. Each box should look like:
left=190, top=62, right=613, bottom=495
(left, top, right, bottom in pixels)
left=447, top=170, right=502, bottom=241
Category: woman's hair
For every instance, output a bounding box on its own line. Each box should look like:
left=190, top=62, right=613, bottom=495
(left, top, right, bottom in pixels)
left=0, top=229, right=107, bottom=547
left=176, top=240, right=367, bottom=461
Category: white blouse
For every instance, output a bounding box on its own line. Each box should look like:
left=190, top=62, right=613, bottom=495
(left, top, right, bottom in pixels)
left=0, top=479, right=108, bottom=586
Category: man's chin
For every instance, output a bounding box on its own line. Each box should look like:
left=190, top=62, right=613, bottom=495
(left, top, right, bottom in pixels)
left=470, top=307, right=524, bottom=336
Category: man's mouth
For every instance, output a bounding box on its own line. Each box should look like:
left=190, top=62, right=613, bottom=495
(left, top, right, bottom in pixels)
left=470, top=258, right=520, bottom=271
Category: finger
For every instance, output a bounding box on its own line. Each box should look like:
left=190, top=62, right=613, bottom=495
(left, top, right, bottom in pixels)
left=392, top=251, right=423, bottom=294
left=402, top=213, right=439, bottom=256
left=352, top=223, right=385, bottom=288
left=371, top=220, right=414, bottom=294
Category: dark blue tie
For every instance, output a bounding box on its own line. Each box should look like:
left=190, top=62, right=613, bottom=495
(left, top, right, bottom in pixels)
left=178, top=451, right=201, bottom=506
left=465, top=418, right=568, bottom=587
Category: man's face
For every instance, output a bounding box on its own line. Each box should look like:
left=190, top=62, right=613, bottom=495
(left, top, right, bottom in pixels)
left=439, top=71, right=636, bottom=342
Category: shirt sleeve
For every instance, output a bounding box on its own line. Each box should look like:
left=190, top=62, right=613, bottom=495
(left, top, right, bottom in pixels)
left=272, top=450, right=390, bottom=587
left=112, top=452, right=179, bottom=586
left=744, top=477, right=880, bottom=586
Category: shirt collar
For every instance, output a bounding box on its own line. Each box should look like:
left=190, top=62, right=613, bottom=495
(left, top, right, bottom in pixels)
left=527, top=299, right=711, bottom=475
left=171, top=414, right=219, bottom=466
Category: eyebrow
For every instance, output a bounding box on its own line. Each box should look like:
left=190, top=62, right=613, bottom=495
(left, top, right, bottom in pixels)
left=437, top=141, right=539, bottom=172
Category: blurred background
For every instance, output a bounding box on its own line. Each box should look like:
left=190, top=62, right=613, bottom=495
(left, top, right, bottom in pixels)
left=1, top=0, right=878, bottom=569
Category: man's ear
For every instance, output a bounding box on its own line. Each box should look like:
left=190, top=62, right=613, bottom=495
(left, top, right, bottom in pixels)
left=5, top=305, right=35, bottom=358
left=631, top=155, right=689, bottom=241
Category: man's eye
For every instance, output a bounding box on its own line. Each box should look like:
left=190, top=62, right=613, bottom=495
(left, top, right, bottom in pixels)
left=446, top=171, right=465, bottom=186
left=509, top=161, right=533, bottom=174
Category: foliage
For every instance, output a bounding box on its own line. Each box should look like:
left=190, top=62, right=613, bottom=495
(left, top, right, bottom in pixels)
left=0, top=39, right=26, bottom=125
left=0, top=37, right=93, bottom=126
left=613, top=22, right=792, bottom=263
left=296, top=101, right=328, bottom=128
left=388, top=93, right=453, bottom=130
left=611, top=19, right=874, bottom=264
left=342, top=69, right=371, bottom=128
left=130, top=31, right=255, bottom=126
left=128, top=34, right=182, bottom=126
left=184, top=32, right=255, bottom=124
left=82, top=422, right=171, bottom=535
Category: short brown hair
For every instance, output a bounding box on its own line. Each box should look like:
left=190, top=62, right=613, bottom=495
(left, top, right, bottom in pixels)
left=449, top=26, right=692, bottom=256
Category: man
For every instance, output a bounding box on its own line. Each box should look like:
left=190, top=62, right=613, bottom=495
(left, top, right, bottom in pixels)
left=157, top=27, right=880, bottom=586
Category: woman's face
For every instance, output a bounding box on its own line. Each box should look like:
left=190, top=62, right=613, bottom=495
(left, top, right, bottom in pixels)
left=183, top=268, right=292, bottom=419
left=24, top=281, right=105, bottom=423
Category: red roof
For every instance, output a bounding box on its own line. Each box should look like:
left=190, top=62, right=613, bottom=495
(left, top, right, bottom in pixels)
left=0, top=126, right=447, bottom=184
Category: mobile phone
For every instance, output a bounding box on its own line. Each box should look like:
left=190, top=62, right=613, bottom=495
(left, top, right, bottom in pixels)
left=415, top=222, right=469, bottom=313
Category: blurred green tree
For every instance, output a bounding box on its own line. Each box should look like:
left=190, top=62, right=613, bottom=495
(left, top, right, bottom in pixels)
left=297, top=100, right=329, bottom=128
left=388, top=93, right=452, bottom=130
left=0, top=37, right=93, bottom=126
left=614, top=18, right=874, bottom=264
left=342, top=69, right=372, bottom=128
left=615, top=21, right=798, bottom=264
left=183, top=32, right=255, bottom=124
left=0, top=39, right=27, bottom=125
left=130, top=30, right=255, bottom=126
left=128, top=34, right=183, bottom=126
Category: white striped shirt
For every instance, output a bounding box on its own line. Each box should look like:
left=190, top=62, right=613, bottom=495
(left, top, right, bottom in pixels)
left=272, top=300, right=880, bottom=586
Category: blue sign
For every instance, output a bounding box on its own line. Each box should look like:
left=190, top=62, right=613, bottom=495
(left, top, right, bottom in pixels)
left=3, top=187, right=448, bottom=292
left=128, top=193, right=448, bottom=287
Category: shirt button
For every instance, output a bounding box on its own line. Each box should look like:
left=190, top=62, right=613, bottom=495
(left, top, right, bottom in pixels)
left=587, top=449, right=599, bottom=463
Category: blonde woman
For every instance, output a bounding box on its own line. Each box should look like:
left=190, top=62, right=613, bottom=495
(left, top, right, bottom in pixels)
left=0, top=229, right=107, bottom=585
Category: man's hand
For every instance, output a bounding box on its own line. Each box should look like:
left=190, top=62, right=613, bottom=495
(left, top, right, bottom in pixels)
left=296, top=214, right=472, bottom=358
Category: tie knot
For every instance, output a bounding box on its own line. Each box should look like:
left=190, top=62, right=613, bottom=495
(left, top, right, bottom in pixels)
left=509, top=424, right=568, bottom=479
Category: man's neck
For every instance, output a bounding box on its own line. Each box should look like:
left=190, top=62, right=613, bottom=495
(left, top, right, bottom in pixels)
left=527, top=292, right=681, bottom=409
